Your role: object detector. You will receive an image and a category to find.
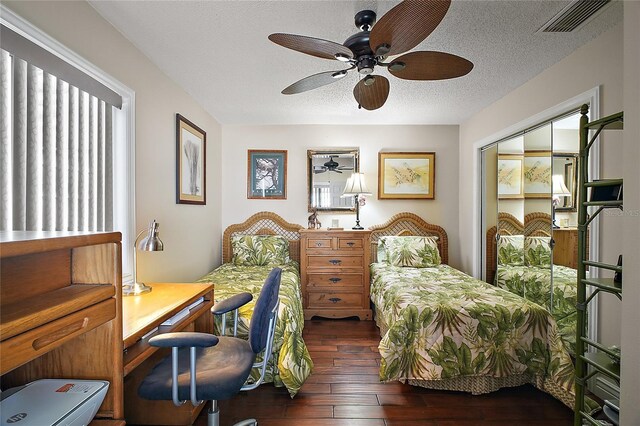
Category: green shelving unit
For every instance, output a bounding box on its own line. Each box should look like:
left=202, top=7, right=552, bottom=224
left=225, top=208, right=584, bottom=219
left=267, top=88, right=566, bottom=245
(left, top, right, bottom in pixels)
left=574, top=105, right=623, bottom=426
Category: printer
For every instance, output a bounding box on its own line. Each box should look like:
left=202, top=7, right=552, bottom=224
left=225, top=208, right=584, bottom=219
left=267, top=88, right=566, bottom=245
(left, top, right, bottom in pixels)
left=1, top=379, right=109, bottom=426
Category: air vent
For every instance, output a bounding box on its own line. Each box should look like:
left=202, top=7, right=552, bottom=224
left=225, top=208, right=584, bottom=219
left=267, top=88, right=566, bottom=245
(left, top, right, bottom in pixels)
left=538, top=0, right=611, bottom=33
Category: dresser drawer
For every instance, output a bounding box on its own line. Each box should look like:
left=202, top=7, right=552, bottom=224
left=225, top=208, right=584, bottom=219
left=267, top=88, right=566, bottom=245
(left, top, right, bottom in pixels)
left=307, top=273, right=363, bottom=289
left=338, top=237, right=364, bottom=250
left=307, top=238, right=332, bottom=249
left=307, top=255, right=363, bottom=269
left=307, top=291, right=363, bottom=308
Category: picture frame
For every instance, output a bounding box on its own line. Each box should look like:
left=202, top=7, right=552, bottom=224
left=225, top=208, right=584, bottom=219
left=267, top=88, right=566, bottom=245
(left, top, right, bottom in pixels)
left=497, top=154, right=524, bottom=199
left=176, top=114, right=206, bottom=205
left=247, top=150, right=287, bottom=199
left=378, top=152, right=435, bottom=200
left=524, top=151, right=552, bottom=198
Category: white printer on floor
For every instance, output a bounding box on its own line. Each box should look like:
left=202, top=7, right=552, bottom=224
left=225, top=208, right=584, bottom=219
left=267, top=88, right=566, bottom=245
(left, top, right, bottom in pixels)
left=1, top=379, right=109, bottom=426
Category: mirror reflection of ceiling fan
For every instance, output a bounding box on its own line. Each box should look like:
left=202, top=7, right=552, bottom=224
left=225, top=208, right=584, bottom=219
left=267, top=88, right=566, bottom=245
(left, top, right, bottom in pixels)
left=268, top=0, right=473, bottom=111
left=313, top=156, right=354, bottom=174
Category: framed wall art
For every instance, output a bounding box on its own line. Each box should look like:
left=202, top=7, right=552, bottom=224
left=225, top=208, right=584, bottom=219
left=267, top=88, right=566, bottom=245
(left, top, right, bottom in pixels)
left=378, top=152, right=435, bottom=199
left=176, top=114, right=206, bottom=205
left=497, top=154, right=524, bottom=199
left=247, top=150, right=287, bottom=199
left=524, top=151, right=552, bottom=198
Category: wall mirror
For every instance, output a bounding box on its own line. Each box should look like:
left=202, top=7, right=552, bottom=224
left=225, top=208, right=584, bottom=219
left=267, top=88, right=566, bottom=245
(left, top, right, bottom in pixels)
left=552, top=153, right=578, bottom=211
left=308, top=148, right=359, bottom=212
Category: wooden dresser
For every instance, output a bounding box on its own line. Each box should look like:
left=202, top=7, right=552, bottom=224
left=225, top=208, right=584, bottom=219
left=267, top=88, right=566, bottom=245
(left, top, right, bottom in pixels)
left=553, top=227, right=582, bottom=269
left=300, top=229, right=372, bottom=320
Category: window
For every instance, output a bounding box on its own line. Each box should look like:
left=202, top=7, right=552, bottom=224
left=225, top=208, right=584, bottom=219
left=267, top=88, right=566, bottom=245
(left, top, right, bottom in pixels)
left=0, top=7, right=135, bottom=282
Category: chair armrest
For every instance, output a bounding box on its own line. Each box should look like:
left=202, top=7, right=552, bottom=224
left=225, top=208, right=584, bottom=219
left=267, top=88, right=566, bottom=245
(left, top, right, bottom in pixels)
left=149, top=332, right=218, bottom=348
left=211, top=292, right=253, bottom=315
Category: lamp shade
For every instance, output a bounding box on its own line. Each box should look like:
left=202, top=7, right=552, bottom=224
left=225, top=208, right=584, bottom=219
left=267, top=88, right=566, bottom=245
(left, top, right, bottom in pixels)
left=552, top=174, right=571, bottom=197
left=137, top=220, right=164, bottom=251
left=342, top=173, right=372, bottom=196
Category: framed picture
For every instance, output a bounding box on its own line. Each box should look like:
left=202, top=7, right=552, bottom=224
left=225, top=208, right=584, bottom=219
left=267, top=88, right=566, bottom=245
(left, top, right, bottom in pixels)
left=524, top=151, right=552, bottom=198
left=497, top=154, right=524, bottom=199
left=378, top=152, right=435, bottom=199
left=247, top=150, right=287, bottom=199
left=176, top=114, right=206, bottom=205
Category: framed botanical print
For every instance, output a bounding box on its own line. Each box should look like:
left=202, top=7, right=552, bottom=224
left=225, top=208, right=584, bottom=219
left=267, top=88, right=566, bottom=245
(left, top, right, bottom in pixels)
left=247, top=150, right=287, bottom=199
left=176, top=114, right=206, bottom=205
left=378, top=152, right=435, bottom=199
left=497, top=154, right=524, bottom=199
left=524, top=151, right=552, bottom=198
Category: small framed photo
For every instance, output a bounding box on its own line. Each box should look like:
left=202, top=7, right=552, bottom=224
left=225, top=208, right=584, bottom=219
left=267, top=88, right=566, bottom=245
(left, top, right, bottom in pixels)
left=247, top=150, right=287, bottom=199
left=176, top=114, right=206, bottom=205
left=524, top=151, right=552, bottom=198
left=497, top=154, right=524, bottom=199
left=378, top=152, right=435, bottom=199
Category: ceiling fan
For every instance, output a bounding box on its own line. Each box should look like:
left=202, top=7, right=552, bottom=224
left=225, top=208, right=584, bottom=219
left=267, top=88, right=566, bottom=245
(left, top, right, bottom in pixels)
left=313, top=156, right=354, bottom=174
left=268, top=0, right=473, bottom=111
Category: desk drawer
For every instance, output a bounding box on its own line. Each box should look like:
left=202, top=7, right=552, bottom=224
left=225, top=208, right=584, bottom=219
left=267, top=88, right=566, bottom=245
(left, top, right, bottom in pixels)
left=307, top=255, right=363, bottom=269
left=307, top=238, right=332, bottom=249
left=307, top=291, right=362, bottom=308
left=306, top=273, right=363, bottom=289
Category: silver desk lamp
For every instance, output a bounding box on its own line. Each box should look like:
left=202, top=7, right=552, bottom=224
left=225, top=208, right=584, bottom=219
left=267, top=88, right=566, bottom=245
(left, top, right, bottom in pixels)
left=123, top=220, right=164, bottom=296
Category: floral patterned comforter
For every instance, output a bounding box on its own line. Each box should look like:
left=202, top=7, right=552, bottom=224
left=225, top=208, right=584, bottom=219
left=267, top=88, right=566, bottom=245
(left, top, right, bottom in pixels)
left=197, top=262, right=313, bottom=397
left=370, top=263, right=575, bottom=407
left=496, top=264, right=577, bottom=356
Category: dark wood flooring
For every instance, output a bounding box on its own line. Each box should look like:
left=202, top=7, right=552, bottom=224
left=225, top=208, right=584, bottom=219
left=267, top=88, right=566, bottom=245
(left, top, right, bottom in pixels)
left=197, top=318, right=573, bottom=426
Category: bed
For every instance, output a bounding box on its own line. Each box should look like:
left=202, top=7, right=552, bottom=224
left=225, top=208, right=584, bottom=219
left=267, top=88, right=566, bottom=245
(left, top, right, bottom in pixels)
left=196, top=212, right=312, bottom=397
left=486, top=212, right=577, bottom=355
left=368, top=212, right=575, bottom=408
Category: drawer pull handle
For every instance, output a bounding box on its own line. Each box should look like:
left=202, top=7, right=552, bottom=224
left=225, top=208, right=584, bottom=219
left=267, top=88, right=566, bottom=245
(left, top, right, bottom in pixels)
left=346, top=242, right=355, bottom=247
left=329, top=259, right=342, bottom=265
left=329, top=277, right=342, bottom=283
left=329, top=297, right=342, bottom=303
left=316, top=242, right=323, bottom=247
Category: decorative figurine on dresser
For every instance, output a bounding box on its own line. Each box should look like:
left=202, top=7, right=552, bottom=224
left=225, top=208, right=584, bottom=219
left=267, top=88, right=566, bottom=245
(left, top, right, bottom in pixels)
left=307, top=208, right=321, bottom=229
left=299, top=229, right=372, bottom=320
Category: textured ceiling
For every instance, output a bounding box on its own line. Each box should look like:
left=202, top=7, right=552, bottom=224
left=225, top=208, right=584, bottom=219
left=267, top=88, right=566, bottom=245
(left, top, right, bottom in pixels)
left=89, top=0, right=622, bottom=125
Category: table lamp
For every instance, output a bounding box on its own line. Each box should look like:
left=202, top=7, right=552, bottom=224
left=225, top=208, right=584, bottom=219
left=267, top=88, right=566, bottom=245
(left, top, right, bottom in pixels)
left=552, top=174, right=571, bottom=228
left=123, top=219, right=164, bottom=296
left=341, top=173, right=372, bottom=230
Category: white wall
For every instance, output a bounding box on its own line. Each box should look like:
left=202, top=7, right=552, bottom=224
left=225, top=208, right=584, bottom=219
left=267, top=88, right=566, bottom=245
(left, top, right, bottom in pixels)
left=222, top=125, right=462, bottom=267
left=5, top=1, right=223, bottom=282
left=620, top=2, right=640, bottom=423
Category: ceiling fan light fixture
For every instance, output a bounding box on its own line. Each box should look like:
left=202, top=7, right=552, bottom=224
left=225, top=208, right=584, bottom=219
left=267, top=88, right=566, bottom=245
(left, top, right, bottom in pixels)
left=374, top=44, right=391, bottom=57
left=331, top=70, right=348, bottom=79
left=335, top=53, right=352, bottom=62
left=388, top=61, right=406, bottom=72
left=363, top=75, right=376, bottom=86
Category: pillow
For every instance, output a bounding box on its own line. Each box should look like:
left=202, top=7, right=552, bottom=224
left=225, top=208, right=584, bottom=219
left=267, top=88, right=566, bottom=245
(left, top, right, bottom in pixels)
left=378, top=235, right=441, bottom=267
left=525, top=236, right=552, bottom=267
left=497, top=235, right=524, bottom=266
left=231, top=234, right=290, bottom=266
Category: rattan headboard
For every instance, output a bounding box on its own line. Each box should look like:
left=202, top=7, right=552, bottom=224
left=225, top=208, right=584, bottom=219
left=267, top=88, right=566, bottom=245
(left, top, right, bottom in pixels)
left=486, top=212, right=552, bottom=284
left=222, top=212, right=304, bottom=263
left=368, top=212, right=449, bottom=265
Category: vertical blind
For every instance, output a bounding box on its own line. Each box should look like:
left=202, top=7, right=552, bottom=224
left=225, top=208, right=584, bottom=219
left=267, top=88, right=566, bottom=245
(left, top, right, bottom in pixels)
left=0, top=48, right=114, bottom=232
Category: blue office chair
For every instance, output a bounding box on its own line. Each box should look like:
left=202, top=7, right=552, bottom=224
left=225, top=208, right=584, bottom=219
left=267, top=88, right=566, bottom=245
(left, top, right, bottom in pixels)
left=138, top=267, right=282, bottom=426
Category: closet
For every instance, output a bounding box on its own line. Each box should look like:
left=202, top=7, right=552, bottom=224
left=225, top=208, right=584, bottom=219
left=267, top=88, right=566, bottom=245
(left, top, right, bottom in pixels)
left=481, top=109, right=585, bottom=355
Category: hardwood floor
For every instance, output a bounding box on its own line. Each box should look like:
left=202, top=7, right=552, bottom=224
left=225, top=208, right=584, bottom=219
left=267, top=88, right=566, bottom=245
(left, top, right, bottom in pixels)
left=197, top=319, right=573, bottom=426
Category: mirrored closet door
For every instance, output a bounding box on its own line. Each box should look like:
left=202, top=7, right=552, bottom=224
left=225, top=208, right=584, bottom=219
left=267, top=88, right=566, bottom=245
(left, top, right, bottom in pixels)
left=481, top=110, right=582, bottom=355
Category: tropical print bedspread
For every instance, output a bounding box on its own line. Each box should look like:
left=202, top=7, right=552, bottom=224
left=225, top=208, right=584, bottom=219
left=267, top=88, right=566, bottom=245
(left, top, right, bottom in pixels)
left=197, top=262, right=312, bottom=397
left=370, top=263, right=575, bottom=407
left=496, top=264, right=577, bottom=355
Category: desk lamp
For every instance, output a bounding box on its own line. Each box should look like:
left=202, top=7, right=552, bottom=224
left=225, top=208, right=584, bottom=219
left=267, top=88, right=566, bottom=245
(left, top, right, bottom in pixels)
left=552, top=174, right=571, bottom=228
left=123, top=220, right=164, bottom=296
left=342, top=173, right=372, bottom=230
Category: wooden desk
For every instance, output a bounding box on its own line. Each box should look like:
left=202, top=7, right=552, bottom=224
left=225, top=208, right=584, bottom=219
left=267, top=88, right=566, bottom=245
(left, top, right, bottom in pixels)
left=122, top=282, right=214, bottom=425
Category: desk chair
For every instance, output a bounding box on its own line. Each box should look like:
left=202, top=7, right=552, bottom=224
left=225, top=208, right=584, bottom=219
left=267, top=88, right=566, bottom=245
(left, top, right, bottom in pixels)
left=138, top=267, right=282, bottom=426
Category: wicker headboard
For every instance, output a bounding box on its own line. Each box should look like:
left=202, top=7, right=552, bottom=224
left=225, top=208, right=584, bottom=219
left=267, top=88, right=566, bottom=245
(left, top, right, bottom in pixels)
left=486, top=212, right=552, bottom=284
left=368, top=212, right=449, bottom=265
left=222, top=212, right=304, bottom=263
